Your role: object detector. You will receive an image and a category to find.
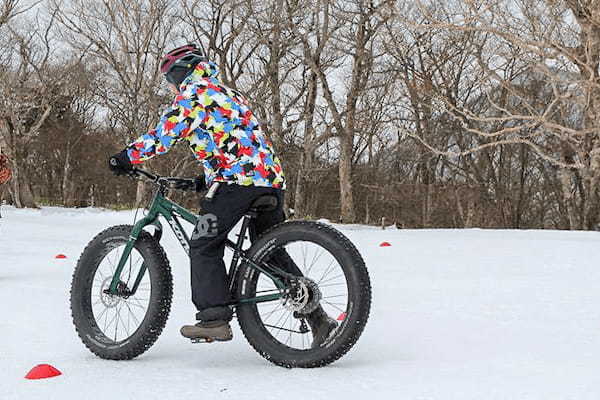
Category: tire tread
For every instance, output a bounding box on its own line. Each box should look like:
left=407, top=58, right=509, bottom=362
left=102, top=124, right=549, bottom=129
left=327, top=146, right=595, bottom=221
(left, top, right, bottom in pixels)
left=71, top=225, right=173, bottom=360
left=236, top=221, right=372, bottom=368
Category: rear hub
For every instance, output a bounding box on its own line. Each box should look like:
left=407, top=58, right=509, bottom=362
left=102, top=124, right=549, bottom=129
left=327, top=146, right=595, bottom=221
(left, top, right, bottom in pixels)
left=282, top=277, right=321, bottom=315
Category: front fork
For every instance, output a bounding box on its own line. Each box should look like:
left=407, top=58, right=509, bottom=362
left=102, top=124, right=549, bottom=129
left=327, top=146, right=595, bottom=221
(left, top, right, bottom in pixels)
left=107, top=215, right=162, bottom=296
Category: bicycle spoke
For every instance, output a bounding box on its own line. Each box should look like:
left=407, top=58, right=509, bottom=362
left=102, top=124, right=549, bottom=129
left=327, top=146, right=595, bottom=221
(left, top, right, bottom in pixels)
left=113, top=304, right=119, bottom=341
left=321, top=300, right=346, bottom=312
left=319, top=273, right=344, bottom=286
left=322, top=294, right=347, bottom=299
left=96, top=269, right=107, bottom=281
left=114, top=303, right=125, bottom=340
left=105, top=308, right=118, bottom=334
left=129, top=296, right=148, bottom=311
left=91, top=245, right=150, bottom=343
left=300, top=242, right=307, bottom=273
left=305, top=246, right=325, bottom=277
left=127, top=254, right=144, bottom=283
left=286, top=313, right=293, bottom=346
left=269, top=309, right=289, bottom=338
left=274, top=312, right=292, bottom=340
left=261, top=304, right=284, bottom=322
left=120, top=303, right=130, bottom=338
left=127, top=300, right=146, bottom=310
left=316, top=258, right=338, bottom=284
left=103, top=306, right=110, bottom=332
left=318, top=282, right=345, bottom=288
left=96, top=305, right=109, bottom=324
left=126, top=301, right=131, bottom=335
left=263, top=323, right=305, bottom=334
left=123, top=301, right=141, bottom=326
left=108, top=246, right=120, bottom=275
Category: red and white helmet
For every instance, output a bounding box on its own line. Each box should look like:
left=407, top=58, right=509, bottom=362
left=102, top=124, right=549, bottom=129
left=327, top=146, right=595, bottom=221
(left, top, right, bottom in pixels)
left=160, top=44, right=206, bottom=85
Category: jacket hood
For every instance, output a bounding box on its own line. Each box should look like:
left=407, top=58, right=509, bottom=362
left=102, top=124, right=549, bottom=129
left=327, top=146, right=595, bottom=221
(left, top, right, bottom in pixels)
left=183, top=61, right=220, bottom=85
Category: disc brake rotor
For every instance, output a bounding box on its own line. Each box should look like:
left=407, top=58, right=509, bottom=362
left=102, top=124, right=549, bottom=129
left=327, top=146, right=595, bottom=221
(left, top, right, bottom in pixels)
left=99, top=277, right=120, bottom=308
left=281, top=277, right=322, bottom=314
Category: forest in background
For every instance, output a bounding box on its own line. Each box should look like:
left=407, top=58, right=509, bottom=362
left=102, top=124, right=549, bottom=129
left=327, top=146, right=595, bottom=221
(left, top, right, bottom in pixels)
left=1, top=0, right=600, bottom=230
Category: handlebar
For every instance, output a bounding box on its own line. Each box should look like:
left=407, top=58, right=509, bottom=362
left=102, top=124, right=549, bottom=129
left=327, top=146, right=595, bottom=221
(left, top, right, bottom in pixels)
left=131, top=168, right=158, bottom=182
left=128, top=168, right=203, bottom=192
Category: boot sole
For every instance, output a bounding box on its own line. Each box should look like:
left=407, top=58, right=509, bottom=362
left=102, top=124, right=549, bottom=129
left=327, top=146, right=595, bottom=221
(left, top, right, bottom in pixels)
left=181, top=326, right=233, bottom=342
left=189, top=336, right=233, bottom=343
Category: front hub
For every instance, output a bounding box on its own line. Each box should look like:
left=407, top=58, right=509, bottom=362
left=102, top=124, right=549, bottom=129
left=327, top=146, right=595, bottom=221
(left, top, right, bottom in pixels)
left=100, top=278, right=132, bottom=306
left=99, top=277, right=121, bottom=308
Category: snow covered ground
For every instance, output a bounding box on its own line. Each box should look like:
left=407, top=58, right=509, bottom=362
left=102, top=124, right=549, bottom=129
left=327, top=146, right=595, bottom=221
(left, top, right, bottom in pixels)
left=1, top=205, right=599, bottom=399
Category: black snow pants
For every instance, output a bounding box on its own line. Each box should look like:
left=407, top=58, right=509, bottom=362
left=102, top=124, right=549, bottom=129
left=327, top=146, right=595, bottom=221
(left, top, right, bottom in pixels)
left=190, top=183, right=297, bottom=322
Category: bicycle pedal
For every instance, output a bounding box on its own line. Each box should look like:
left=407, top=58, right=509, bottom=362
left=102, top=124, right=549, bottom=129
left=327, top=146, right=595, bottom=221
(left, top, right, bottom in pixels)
left=191, top=337, right=215, bottom=344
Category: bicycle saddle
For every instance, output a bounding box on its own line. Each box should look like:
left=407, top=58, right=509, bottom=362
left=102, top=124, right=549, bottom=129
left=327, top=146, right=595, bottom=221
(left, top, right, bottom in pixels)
left=250, top=195, right=278, bottom=212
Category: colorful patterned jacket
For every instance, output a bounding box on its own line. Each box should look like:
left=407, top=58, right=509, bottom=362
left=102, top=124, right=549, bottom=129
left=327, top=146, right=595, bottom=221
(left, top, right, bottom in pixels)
left=126, top=61, right=285, bottom=189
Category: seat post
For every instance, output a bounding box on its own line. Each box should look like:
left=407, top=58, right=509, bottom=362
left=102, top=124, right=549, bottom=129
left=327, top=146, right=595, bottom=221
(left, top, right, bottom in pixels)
left=236, top=211, right=256, bottom=251
left=228, top=211, right=256, bottom=292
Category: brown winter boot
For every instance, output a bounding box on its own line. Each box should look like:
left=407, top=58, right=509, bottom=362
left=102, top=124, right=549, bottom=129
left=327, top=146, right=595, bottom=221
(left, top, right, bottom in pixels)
left=180, top=320, right=233, bottom=343
left=306, top=306, right=338, bottom=349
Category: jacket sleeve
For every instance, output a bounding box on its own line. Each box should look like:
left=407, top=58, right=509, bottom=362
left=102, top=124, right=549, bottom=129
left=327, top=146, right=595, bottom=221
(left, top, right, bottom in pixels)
left=125, top=94, right=197, bottom=164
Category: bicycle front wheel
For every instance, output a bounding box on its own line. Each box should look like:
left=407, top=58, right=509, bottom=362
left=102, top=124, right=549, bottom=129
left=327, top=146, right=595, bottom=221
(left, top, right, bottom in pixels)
left=235, top=221, right=372, bottom=368
left=70, top=225, right=173, bottom=360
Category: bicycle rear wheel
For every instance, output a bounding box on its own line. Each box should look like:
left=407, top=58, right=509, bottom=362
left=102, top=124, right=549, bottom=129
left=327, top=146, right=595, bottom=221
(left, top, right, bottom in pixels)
left=71, top=225, right=173, bottom=360
left=235, top=221, right=371, bottom=368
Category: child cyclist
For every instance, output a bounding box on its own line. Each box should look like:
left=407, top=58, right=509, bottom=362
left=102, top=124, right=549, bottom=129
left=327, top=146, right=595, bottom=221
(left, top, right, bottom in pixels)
left=108, top=44, right=336, bottom=345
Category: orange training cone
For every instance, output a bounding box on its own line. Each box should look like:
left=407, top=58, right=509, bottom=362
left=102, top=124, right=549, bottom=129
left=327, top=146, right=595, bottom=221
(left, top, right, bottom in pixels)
left=55, top=254, right=67, bottom=259
left=379, top=242, right=391, bottom=247
left=25, top=364, right=62, bottom=380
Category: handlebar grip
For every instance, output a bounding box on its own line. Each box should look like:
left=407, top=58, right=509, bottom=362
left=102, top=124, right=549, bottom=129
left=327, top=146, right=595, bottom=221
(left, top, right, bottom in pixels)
left=131, top=168, right=157, bottom=181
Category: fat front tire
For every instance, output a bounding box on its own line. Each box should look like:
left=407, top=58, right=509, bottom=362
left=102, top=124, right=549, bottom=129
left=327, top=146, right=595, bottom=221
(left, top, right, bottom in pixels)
left=71, top=225, right=173, bottom=360
left=235, top=221, right=372, bottom=368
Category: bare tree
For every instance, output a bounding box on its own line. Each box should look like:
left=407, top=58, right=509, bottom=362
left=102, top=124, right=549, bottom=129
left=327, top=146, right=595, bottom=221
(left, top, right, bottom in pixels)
left=0, top=0, right=38, bottom=27
left=181, top=0, right=257, bottom=89
left=389, top=0, right=600, bottom=229
left=54, top=0, right=178, bottom=203
left=288, top=0, right=393, bottom=222
left=0, top=10, right=67, bottom=208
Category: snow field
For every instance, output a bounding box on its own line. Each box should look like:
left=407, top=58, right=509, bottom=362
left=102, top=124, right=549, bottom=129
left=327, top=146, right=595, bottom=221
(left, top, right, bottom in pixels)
left=1, top=206, right=599, bottom=399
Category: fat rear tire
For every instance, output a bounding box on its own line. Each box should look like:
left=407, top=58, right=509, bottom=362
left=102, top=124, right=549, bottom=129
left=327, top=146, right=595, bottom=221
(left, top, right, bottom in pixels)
left=235, top=221, right=371, bottom=368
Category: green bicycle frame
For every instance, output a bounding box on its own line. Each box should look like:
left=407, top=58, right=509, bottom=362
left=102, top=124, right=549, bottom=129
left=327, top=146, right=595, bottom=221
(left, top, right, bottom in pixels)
left=107, top=185, right=286, bottom=305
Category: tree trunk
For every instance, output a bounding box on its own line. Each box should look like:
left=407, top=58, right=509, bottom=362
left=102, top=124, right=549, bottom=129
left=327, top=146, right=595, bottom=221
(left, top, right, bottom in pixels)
left=559, top=167, right=577, bottom=229
left=365, top=193, right=370, bottom=225
left=135, top=180, right=145, bottom=205
left=293, top=70, right=319, bottom=219
left=294, top=163, right=307, bottom=219
left=19, top=179, right=37, bottom=208
left=10, top=159, right=22, bottom=208
left=339, top=134, right=356, bottom=223
left=567, top=4, right=600, bottom=230
left=62, top=146, right=71, bottom=206
left=9, top=154, right=36, bottom=208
